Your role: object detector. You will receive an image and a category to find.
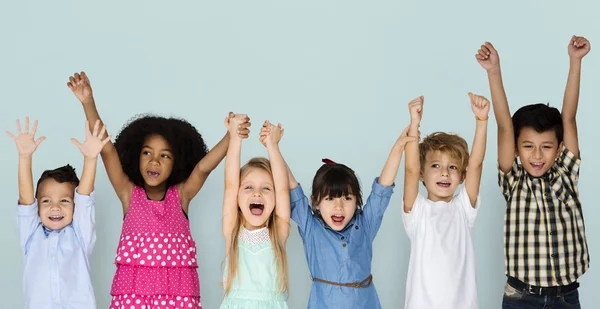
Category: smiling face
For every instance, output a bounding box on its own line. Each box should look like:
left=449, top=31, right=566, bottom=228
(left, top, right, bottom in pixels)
left=421, top=150, right=464, bottom=202
left=237, top=167, right=276, bottom=229
left=315, top=192, right=357, bottom=231
left=37, top=179, right=76, bottom=230
left=139, top=134, right=174, bottom=189
left=516, top=127, right=562, bottom=177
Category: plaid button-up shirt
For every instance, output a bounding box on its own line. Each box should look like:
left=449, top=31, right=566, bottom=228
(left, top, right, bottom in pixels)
left=498, top=146, right=589, bottom=287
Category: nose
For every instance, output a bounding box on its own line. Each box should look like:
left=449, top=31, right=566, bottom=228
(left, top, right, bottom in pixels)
left=252, top=190, right=262, bottom=197
left=333, top=198, right=343, bottom=209
left=50, top=203, right=60, bottom=211
left=441, top=167, right=449, bottom=177
left=533, top=147, right=543, bottom=159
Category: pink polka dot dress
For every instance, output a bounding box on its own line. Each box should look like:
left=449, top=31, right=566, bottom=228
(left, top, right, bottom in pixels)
left=109, top=185, right=201, bottom=309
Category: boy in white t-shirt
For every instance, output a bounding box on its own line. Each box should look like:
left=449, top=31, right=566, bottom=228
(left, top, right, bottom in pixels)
left=401, top=93, right=490, bottom=309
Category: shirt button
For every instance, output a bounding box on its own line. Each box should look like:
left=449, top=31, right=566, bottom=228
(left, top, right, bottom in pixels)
left=341, top=236, right=345, bottom=240
left=355, top=226, right=359, bottom=230
left=342, top=243, right=347, bottom=247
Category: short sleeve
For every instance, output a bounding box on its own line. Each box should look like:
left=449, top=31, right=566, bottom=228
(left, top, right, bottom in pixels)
left=556, top=145, right=581, bottom=182
left=290, top=184, right=314, bottom=235
left=402, top=194, right=427, bottom=240
left=498, top=159, right=522, bottom=202
left=16, top=200, right=41, bottom=255
left=457, top=186, right=479, bottom=229
left=362, top=177, right=394, bottom=240
left=72, top=188, right=96, bottom=258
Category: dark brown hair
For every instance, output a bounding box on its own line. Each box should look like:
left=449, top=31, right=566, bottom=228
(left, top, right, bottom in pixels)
left=311, top=162, right=363, bottom=210
left=35, top=164, right=79, bottom=197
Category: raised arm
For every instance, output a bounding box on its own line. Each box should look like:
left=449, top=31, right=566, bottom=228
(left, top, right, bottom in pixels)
left=562, top=35, right=591, bottom=157
left=379, top=126, right=416, bottom=186
left=6, top=118, right=46, bottom=205
left=180, top=113, right=250, bottom=207
left=476, top=43, right=514, bottom=173
left=465, top=93, right=490, bottom=207
left=68, top=72, right=133, bottom=204
left=259, top=122, right=298, bottom=190
left=222, top=114, right=248, bottom=252
left=403, top=97, right=423, bottom=213
left=262, top=121, right=291, bottom=243
left=70, top=120, right=111, bottom=195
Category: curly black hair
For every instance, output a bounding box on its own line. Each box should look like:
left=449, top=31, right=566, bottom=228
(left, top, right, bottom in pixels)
left=114, top=115, right=208, bottom=188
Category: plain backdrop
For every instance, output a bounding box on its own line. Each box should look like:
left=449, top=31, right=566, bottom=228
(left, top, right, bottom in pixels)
left=0, top=0, right=598, bottom=308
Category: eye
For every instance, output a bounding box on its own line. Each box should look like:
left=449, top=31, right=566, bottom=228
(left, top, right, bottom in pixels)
left=343, top=195, right=353, bottom=201
left=523, top=145, right=533, bottom=149
left=161, top=154, right=171, bottom=159
left=41, top=199, right=50, bottom=204
left=142, top=151, right=151, bottom=155
left=244, top=186, right=252, bottom=190
left=543, top=145, right=553, bottom=149
left=324, top=196, right=333, bottom=201
left=61, top=199, right=71, bottom=203
left=450, top=165, right=458, bottom=170
left=431, top=164, right=439, bottom=168
left=262, top=187, right=271, bottom=191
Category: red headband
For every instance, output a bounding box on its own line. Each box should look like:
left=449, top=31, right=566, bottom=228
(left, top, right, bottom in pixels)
left=322, top=158, right=337, bottom=165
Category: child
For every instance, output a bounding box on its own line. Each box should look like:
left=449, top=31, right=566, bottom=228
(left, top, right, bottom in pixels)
left=7, top=117, right=109, bottom=309
left=476, top=36, right=590, bottom=308
left=67, top=72, right=250, bottom=309
left=220, top=116, right=290, bottom=308
left=278, top=122, right=415, bottom=309
left=402, top=94, right=490, bottom=309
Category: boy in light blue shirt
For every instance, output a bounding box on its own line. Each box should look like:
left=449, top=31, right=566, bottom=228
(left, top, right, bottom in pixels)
left=8, top=118, right=110, bottom=309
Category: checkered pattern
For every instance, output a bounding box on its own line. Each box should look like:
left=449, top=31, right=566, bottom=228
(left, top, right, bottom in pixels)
left=498, top=146, right=589, bottom=287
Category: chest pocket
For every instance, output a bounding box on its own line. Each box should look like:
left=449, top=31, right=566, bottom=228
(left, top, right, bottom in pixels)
left=347, top=223, right=367, bottom=256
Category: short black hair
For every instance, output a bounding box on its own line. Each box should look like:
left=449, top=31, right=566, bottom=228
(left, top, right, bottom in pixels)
left=512, top=103, right=563, bottom=144
left=36, top=164, right=79, bottom=197
left=311, top=163, right=363, bottom=211
left=114, top=115, right=209, bottom=187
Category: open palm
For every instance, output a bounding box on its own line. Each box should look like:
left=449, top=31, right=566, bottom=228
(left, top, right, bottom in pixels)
left=71, top=120, right=111, bottom=158
left=6, top=117, right=45, bottom=157
left=67, top=72, right=93, bottom=103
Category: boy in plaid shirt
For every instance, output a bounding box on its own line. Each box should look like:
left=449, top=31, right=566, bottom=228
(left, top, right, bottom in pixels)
left=476, top=36, right=591, bottom=308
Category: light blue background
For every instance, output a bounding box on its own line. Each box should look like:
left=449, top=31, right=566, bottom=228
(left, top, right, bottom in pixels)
left=1, top=1, right=597, bottom=308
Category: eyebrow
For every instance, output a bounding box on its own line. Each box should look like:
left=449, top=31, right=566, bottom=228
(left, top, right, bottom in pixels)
left=142, top=145, right=172, bottom=152
left=521, top=140, right=555, bottom=144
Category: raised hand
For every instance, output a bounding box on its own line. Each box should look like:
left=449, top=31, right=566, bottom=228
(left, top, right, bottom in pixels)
left=568, top=35, right=591, bottom=60
left=6, top=117, right=46, bottom=157
left=408, top=96, right=424, bottom=123
left=476, top=42, right=500, bottom=72
left=469, top=92, right=491, bottom=120
left=259, top=120, right=284, bottom=147
left=67, top=72, right=94, bottom=104
left=395, top=126, right=418, bottom=149
left=71, top=120, right=111, bottom=158
left=225, top=112, right=250, bottom=139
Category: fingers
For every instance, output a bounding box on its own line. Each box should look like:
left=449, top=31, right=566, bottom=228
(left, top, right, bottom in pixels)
left=81, top=72, right=89, bottom=82
left=16, top=119, right=23, bottom=134
left=6, top=131, right=15, bottom=140
left=98, top=124, right=107, bottom=139
left=101, top=135, right=112, bottom=146
left=485, top=42, right=496, bottom=54
left=92, top=119, right=100, bottom=137
left=31, top=120, right=39, bottom=136
left=70, top=138, right=82, bottom=149
left=35, top=136, right=46, bottom=146
left=24, top=117, right=30, bottom=134
left=69, top=76, right=76, bottom=87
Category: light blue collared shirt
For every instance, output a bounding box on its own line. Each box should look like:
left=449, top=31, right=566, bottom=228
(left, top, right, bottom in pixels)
left=17, top=189, right=96, bottom=309
left=290, top=177, right=394, bottom=309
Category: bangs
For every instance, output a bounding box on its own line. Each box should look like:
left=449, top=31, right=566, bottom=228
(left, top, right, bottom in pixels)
left=311, top=164, right=363, bottom=207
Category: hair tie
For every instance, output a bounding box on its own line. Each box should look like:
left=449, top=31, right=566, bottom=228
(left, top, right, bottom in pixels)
left=322, top=158, right=337, bottom=165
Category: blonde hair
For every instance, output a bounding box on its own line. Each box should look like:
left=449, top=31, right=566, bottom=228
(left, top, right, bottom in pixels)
left=419, top=132, right=470, bottom=173
left=223, top=157, right=289, bottom=296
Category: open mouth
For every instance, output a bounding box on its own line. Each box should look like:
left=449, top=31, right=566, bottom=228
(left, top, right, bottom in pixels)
left=436, top=181, right=451, bottom=188
left=48, top=215, right=64, bottom=222
left=147, top=171, right=160, bottom=179
left=249, top=203, right=264, bottom=216
left=530, top=163, right=544, bottom=170
left=331, top=215, right=345, bottom=225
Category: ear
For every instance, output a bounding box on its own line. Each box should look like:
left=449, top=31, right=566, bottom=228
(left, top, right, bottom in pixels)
left=555, top=141, right=564, bottom=160
left=419, top=171, right=425, bottom=183
left=460, top=171, right=466, bottom=184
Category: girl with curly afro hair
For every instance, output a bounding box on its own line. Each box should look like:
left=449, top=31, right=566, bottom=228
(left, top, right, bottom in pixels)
left=68, top=72, right=250, bottom=309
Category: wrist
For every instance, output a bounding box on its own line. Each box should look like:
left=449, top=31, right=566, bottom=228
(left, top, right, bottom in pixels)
left=569, top=58, right=583, bottom=66
left=83, top=155, right=99, bottom=161
left=18, top=154, right=33, bottom=160
left=80, top=97, right=95, bottom=105
left=475, top=115, right=489, bottom=121
left=487, top=67, right=501, bottom=75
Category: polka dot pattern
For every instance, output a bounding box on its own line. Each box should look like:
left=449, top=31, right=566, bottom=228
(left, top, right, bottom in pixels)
left=111, top=185, right=201, bottom=300
left=109, top=294, right=201, bottom=309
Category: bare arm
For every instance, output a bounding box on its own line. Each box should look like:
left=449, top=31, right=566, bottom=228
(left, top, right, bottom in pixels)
left=260, top=122, right=299, bottom=190
left=403, top=97, right=423, bottom=213
left=465, top=93, right=490, bottom=207
left=262, top=121, right=291, bottom=244
left=68, top=72, right=133, bottom=206
left=476, top=43, right=514, bottom=173
left=6, top=118, right=45, bottom=205
left=222, top=114, right=247, bottom=252
left=379, top=126, right=415, bottom=186
left=562, top=36, right=591, bottom=157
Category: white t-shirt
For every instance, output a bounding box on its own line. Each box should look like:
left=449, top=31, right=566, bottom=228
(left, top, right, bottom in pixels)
left=402, top=187, right=479, bottom=309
